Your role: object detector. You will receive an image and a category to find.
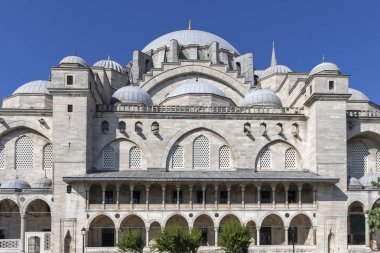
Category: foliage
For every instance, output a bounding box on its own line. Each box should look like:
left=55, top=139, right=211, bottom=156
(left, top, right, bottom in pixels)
left=150, top=225, right=202, bottom=253
left=217, top=220, right=251, bottom=253
left=367, top=178, right=380, bottom=233
left=117, top=229, right=144, bottom=253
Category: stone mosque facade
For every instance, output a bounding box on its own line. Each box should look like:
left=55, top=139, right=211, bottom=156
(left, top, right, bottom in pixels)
left=0, top=25, right=379, bottom=253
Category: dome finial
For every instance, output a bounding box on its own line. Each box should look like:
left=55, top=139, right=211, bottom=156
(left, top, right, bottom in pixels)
left=107, top=55, right=111, bottom=60
left=322, top=53, right=325, bottom=62
left=271, top=41, right=277, bottom=67
left=188, top=19, right=192, bottom=30
left=74, top=47, right=77, bottom=56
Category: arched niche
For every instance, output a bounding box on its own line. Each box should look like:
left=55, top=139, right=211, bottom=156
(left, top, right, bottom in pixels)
left=0, top=199, right=20, bottom=239
left=347, top=201, right=365, bottom=245
left=25, top=199, right=51, bottom=232
left=88, top=215, right=115, bottom=247
left=165, top=214, right=188, bottom=228
left=289, top=214, right=314, bottom=245
left=260, top=214, right=285, bottom=245
left=193, top=214, right=215, bottom=246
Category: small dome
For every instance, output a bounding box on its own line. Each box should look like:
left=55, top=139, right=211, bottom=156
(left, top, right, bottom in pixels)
left=310, top=62, right=340, bottom=76
left=240, top=89, right=282, bottom=107
left=142, top=30, right=239, bottom=54
left=260, top=65, right=292, bottom=79
left=348, top=176, right=362, bottom=188
left=33, top=177, right=52, bottom=188
left=1, top=178, right=31, bottom=189
left=359, top=174, right=378, bottom=188
left=111, top=86, right=153, bottom=105
left=348, top=88, right=369, bottom=101
left=94, top=59, right=125, bottom=74
left=59, top=56, right=88, bottom=67
left=13, top=80, right=51, bottom=95
left=168, top=81, right=226, bottom=98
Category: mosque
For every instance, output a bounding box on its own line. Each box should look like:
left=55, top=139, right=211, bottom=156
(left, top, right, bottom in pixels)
left=0, top=23, right=379, bottom=253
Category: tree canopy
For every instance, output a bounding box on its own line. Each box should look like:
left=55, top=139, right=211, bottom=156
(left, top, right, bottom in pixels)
left=217, top=220, right=251, bottom=253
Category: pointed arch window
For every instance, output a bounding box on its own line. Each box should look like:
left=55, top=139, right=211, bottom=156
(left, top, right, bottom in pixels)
left=348, top=143, right=368, bottom=176
left=285, top=148, right=296, bottom=170
left=129, top=146, right=142, bottom=169
left=172, top=145, right=184, bottom=169
left=15, top=136, right=34, bottom=170
left=43, top=144, right=53, bottom=169
left=193, top=135, right=210, bottom=169
left=0, top=144, right=4, bottom=169
left=259, top=148, right=271, bottom=169
left=103, top=145, right=115, bottom=169
left=219, top=145, right=231, bottom=169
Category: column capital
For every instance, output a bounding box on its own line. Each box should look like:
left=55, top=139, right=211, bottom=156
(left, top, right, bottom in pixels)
left=297, top=184, right=303, bottom=191
left=145, top=184, right=151, bottom=191
left=271, top=184, right=276, bottom=191
left=176, top=185, right=180, bottom=190
left=101, top=182, right=107, bottom=189
left=161, top=184, right=166, bottom=190
left=214, top=184, right=219, bottom=190
left=214, top=227, right=219, bottom=232
left=202, top=184, right=206, bottom=191
left=240, top=184, right=246, bottom=191
left=129, top=184, right=135, bottom=191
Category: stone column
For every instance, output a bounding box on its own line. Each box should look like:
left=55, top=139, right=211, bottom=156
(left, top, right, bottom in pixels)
left=101, top=183, right=106, bottom=209
left=227, top=184, right=231, bottom=209
left=202, top=184, right=206, bottom=209
left=176, top=185, right=180, bottom=209
left=85, top=184, right=89, bottom=211
left=214, top=184, right=219, bottom=209
left=115, top=228, right=119, bottom=246
left=116, top=183, right=120, bottom=210
left=145, top=184, right=150, bottom=210
left=285, top=226, right=289, bottom=245
left=20, top=214, right=25, bottom=253
left=365, top=214, right=370, bottom=247
left=161, top=184, right=166, bottom=210
left=313, top=226, right=317, bottom=246
left=145, top=227, right=150, bottom=247
left=257, top=185, right=261, bottom=210
left=313, top=185, right=317, bottom=208
left=214, top=227, right=219, bottom=247
left=298, top=184, right=302, bottom=208
left=271, top=185, right=276, bottom=208
left=285, top=184, right=289, bottom=208
left=189, top=184, right=193, bottom=209
left=241, top=184, right=245, bottom=209
left=130, top=184, right=134, bottom=209
left=256, top=226, right=260, bottom=246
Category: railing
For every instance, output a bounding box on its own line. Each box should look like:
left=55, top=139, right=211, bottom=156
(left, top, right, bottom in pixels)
left=347, top=110, right=380, bottom=118
left=248, top=245, right=316, bottom=253
left=0, top=239, right=20, bottom=250
left=96, top=105, right=305, bottom=115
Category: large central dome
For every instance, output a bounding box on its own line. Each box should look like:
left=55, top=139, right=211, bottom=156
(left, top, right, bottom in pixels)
left=142, top=30, right=239, bottom=54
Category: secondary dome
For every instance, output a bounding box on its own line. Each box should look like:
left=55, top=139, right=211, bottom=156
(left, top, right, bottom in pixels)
left=94, top=59, right=125, bottom=74
left=168, top=81, right=226, bottom=98
left=310, top=62, right=340, bottom=76
left=33, top=177, right=53, bottom=188
left=142, top=30, right=239, bottom=54
left=240, top=89, right=282, bottom=107
left=348, top=88, right=369, bottom=101
left=111, top=86, right=153, bottom=105
left=59, top=56, right=88, bottom=67
left=13, top=80, right=51, bottom=95
left=260, top=65, right=292, bottom=79
left=1, top=178, right=31, bottom=189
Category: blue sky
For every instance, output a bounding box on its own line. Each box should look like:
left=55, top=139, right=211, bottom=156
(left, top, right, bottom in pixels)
left=0, top=0, right=379, bottom=103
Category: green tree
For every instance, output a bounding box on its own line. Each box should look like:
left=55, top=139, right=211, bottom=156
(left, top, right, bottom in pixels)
left=218, top=220, right=251, bottom=253
left=367, top=179, right=380, bottom=235
left=117, top=229, right=144, bottom=253
left=151, top=225, right=202, bottom=253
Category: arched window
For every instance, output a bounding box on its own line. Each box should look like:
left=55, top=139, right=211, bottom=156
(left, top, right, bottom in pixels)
left=129, top=146, right=141, bottom=169
left=0, top=144, right=4, bottom=169
left=377, top=151, right=380, bottom=173
left=172, top=145, right=184, bottom=169
left=103, top=146, right=115, bottom=169
left=348, top=143, right=368, bottom=176
left=43, top=144, right=53, bottom=170
left=219, top=145, right=231, bottom=169
left=259, top=148, right=271, bottom=169
left=15, top=136, right=33, bottom=170
left=193, top=135, right=210, bottom=169
left=285, top=148, right=296, bottom=170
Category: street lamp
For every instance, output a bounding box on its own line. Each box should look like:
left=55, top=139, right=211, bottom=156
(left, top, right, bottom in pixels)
left=81, top=227, right=86, bottom=253
left=289, top=226, right=295, bottom=253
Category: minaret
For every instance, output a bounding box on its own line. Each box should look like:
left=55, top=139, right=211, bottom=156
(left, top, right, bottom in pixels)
left=271, top=41, right=277, bottom=66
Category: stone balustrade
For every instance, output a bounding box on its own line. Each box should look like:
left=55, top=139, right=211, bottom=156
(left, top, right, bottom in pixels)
left=347, top=110, right=380, bottom=118
left=0, top=239, right=20, bottom=251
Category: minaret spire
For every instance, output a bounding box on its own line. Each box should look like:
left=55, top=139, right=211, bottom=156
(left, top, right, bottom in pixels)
left=188, top=19, right=192, bottom=30
left=271, top=41, right=277, bottom=66
left=322, top=53, right=325, bottom=62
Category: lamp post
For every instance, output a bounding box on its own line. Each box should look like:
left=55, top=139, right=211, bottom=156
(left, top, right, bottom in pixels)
left=290, top=226, right=295, bottom=253
left=81, top=227, right=86, bottom=253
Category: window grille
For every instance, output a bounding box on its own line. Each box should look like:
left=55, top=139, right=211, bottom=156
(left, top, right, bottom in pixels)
left=376, top=151, right=380, bottom=173
left=259, top=148, right=271, bottom=169
left=43, top=144, right=53, bottom=169
left=172, top=145, right=184, bottom=169
left=103, top=145, right=115, bottom=169
left=349, top=143, right=368, bottom=176
left=193, top=135, right=210, bottom=169
left=15, top=136, right=33, bottom=170
left=0, top=144, right=4, bottom=169
left=129, top=146, right=141, bottom=169
left=219, top=145, right=230, bottom=169
left=285, top=148, right=296, bottom=170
